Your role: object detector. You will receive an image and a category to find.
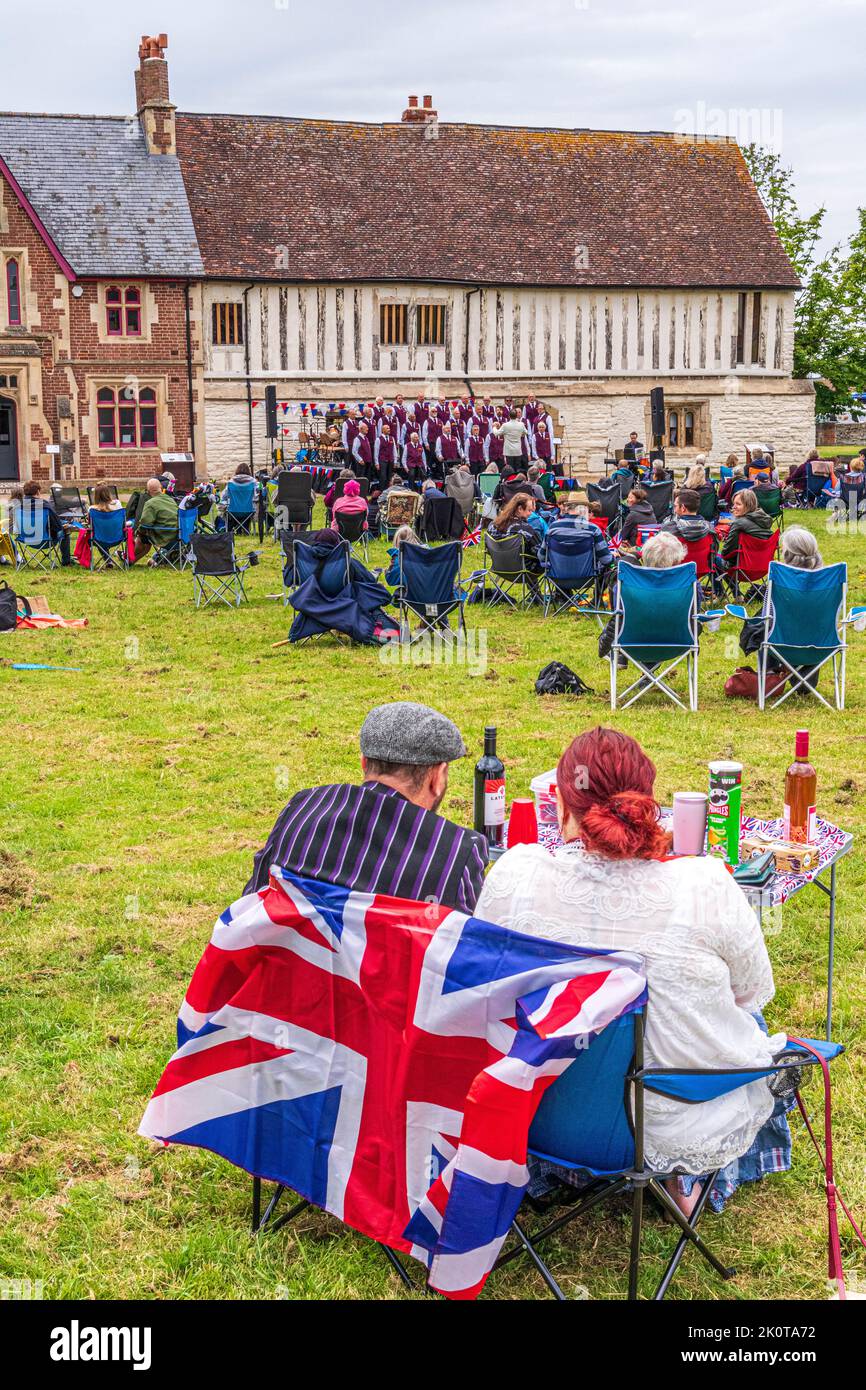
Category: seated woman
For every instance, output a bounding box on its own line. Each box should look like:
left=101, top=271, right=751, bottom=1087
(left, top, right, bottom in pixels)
left=91, top=483, right=123, bottom=512
left=476, top=725, right=787, bottom=1215
left=598, top=530, right=685, bottom=664
left=718, top=463, right=746, bottom=506
left=685, top=461, right=716, bottom=509
left=487, top=493, right=544, bottom=571
left=720, top=488, right=774, bottom=570
left=619, top=486, right=656, bottom=548
left=384, top=523, right=422, bottom=586
left=331, top=478, right=368, bottom=532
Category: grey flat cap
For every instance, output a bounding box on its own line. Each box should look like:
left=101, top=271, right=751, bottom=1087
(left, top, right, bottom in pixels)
left=360, top=702, right=468, bottom=765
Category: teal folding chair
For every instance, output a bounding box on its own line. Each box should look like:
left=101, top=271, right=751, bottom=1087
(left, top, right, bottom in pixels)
left=610, top=562, right=700, bottom=710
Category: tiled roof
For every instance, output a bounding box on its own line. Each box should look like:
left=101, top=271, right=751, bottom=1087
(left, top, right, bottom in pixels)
left=0, top=114, right=204, bottom=278
left=175, top=115, right=799, bottom=289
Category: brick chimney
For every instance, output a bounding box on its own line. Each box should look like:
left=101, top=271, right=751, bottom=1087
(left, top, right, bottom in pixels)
left=135, top=34, right=176, bottom=156
left=401, top=94, right=437, bottom=124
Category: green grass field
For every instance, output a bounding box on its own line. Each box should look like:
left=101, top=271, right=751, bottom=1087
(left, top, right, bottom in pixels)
left=2, top=504, right=865, bottom=1301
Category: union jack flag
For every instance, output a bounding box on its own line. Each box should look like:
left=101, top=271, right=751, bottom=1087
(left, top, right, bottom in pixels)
left=139, top=868, right=646, bottom=1299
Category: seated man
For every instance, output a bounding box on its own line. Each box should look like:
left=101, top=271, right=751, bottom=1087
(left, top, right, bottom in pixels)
left=660, top=488, right=713, bottom=543
left=245, top=702, right=486, bottom=913
left=133, top=478, right=180, bottom=562
left=18, top=481, right=72, bottom=565
left=545, top=495, right=613, bottom=571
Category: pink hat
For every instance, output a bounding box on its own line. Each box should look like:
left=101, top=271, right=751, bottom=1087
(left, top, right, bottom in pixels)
left=344, top=479, right=361, bottom=497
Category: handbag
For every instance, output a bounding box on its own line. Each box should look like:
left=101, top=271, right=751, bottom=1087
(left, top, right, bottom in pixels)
left=724, top=665, right=787, bottom=700
left=0, top=580, right=30, bottom=632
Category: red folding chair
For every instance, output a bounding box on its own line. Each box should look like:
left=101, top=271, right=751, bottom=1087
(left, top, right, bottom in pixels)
left=726, top=529, right=780, bottom=606
left=679, top=533, right=717, bottom=600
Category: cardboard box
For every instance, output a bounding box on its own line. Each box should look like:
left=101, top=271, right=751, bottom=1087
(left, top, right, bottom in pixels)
left=740, top=834, right=820, bottom=875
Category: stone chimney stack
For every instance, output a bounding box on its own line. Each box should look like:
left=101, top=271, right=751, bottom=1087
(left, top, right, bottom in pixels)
left=135, top=34, right=176, bottom=156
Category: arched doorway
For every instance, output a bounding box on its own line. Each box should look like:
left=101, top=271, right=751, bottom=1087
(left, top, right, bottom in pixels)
left=0, top=396, right=18, bottom=481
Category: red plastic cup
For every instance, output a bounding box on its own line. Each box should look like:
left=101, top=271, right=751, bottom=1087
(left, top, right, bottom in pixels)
left=507, top=798, right=539, bottom=848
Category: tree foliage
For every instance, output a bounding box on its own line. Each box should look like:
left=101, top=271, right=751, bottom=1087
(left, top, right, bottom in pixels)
left=743, top=144, right=866, bottom=417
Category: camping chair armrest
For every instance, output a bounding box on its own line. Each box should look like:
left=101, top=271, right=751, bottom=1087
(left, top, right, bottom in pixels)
left=842, top=605, right=866, bottom=629
left=723, top=603, right=750, bottom=622
left=633, top=1039, right=843, bottom=1104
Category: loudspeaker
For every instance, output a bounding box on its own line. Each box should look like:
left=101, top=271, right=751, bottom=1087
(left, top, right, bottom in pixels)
left=264, top=385, right=278, bottom=438
left=650, top=386, right=665, bottom=439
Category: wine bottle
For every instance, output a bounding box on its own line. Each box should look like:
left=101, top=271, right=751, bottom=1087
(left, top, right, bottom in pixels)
left=474, top=726, right=505, bottom=846
left=783, top=730, right=817, bottom=844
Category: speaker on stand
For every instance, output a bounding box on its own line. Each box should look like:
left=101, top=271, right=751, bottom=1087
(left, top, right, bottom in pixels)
left=649, top=386, right=666, bottom=464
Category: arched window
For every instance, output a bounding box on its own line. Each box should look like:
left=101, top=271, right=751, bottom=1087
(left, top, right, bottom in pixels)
left=668, top=410, right=679, bottom=447
left=124, top=287, right=141, bottom=336
left=106, top=287, right=123, bottom=335
left=97, top=387, right=117, bottom=447
left=6, top=259, right=21, bottom=326
left=139, top=387, right=158, bottom=447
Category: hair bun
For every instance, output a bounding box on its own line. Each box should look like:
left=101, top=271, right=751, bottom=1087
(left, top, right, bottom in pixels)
left=580, top=791, right=666, bottom=862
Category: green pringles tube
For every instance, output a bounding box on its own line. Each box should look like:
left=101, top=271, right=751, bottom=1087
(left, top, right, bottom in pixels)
left=707, top=761, right=743, bottom=866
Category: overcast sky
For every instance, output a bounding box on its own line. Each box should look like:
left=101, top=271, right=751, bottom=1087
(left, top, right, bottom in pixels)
left=4, top=0, right=863, bottom=254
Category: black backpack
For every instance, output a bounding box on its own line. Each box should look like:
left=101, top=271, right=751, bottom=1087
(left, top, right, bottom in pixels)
left=535, top=661, right=594, bottom=697
left=0, top=580, right=28, bottom=632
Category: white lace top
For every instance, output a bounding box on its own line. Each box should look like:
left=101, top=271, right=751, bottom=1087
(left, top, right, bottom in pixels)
left=476, top=843, right=786, bottom=1174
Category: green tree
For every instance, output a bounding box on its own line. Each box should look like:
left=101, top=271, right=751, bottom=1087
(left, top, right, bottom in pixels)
left=743, top=144, right=866, bottom=417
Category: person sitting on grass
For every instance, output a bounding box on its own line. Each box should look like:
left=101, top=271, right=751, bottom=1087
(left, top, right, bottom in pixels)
left=132, top=479, right=179, bottom=563
left=245, top=702, right=486, bottom=913
left=475, top=725, right=789, bottom=1217
left=619, top=486, right=656, bottom=548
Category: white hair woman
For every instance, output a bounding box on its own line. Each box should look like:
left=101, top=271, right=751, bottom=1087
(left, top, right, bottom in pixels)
left=640, top=530, right=687, bottom=568
left=780, top=526, right=822, bottom=570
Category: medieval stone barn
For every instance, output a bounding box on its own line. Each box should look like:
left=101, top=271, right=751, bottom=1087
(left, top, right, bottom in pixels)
left=176, top=96, right=810, bottom=474
left=1, top=34, right=811, bottom=483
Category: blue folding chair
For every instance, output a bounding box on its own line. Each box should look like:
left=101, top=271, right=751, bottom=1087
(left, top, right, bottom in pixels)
left=224, top=480, right=257, bottom=534
left=11, top=503, right=64, bottom=571
left=805, top=464, right=831, bottom=507
left=287, top=539, right=352, bottom=644
left=88, top=507, right=128, bottom=570
left=398, top=540, right=466, bottom=644
left=496, top=1002, right=844, bottom=1300
left=177, top=505, right=198, bottom=570
left=730, top=561, right=848, bottom=711
left=610, top=562, right=700, bottom=710
left=542, top=528, right=606, bottom=620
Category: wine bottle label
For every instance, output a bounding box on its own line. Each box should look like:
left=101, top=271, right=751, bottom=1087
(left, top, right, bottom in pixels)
left=784, top=803, right=817, bottom=844
left=783, top=803, right=790, bottom=838
left=807, top=805, right=817, bottom=842
left=484, top=778, right=505, bottom=826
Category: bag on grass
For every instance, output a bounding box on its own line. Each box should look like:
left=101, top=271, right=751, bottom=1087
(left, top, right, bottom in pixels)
left=0, top=581, right=30, bottom=632
left=724, top=665, right=787, bottom=700
left=535, top=661, right=594, bottom=697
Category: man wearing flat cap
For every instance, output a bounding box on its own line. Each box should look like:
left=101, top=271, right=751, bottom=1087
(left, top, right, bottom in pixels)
left=245, top=702, right=486, bottom=912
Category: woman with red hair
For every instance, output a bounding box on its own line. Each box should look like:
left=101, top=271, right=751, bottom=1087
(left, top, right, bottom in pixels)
left=476, top=726, right=787, bottom=1215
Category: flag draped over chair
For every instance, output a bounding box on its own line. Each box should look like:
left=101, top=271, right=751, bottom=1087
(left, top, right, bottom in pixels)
left=139, top=869, right=646, bottom=1299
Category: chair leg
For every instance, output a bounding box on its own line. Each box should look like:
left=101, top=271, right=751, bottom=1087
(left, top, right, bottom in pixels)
left=378, top=1243, right=415, bottom=1290
left=509, top=1216, right=568, bottom=1299
left=628, top=1181, right=645, bottom=1300
left=651, top=1173, right=719, bottom=1300
left=647, top=1179, right=736, bottom=1283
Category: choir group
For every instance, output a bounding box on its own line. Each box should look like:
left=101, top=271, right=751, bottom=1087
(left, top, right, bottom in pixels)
left=318, top=392, right=559, bottom=486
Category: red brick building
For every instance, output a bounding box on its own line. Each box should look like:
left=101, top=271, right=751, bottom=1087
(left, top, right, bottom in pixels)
left=0, top=36, right=204, bottom=488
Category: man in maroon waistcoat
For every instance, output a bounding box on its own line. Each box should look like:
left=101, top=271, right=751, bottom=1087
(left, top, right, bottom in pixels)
left=374, top=423, right=398, bottom=488
left=351, top=421, right=374, bottom=480
left=422, top=413, right=442, bottom=477
left=401, top=430, right=426, bottom=487
left=466, top=423, right=488, bottom=478
left=435, top=421, right=463, bottom=473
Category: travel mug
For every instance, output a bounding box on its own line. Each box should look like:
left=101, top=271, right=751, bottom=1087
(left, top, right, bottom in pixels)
left=672, top=792, right=708, bottom=856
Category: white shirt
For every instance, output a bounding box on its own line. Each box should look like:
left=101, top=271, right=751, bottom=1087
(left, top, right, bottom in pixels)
left=475, top=843, right=784, bottom=1174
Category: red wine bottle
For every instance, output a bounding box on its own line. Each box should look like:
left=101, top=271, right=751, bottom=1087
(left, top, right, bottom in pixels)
left=474, top=726, right=505, bottom=846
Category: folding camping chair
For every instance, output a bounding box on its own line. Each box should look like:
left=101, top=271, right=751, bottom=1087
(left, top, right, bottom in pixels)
left=277, top=529, right=316, bottom=604
left=585, top=480, right=622, bottom=528
left=494, top=1003, right=844, bottom=1300
left=831, top=478, right=866, bottom=524
left=11, top=503, right=64, bottom=571
left=696, top=487, right=719, bottom=523
left=398, top=539, right=466, bottom=644
left=285, top=539, right=352, bottom=644
left=335, top=509, right=369, bottom=561
left=542, top=528, right=606, bottom=620
left=725, top=529, right=780, bottom=607
left=177, top=505, right=198, bottom=569
left=610, top=561, right=700, bottom=711
left=383, top=489, right=422, bottom=539
left=478, top=472, right=500, bottom=503
left=475, top=532, right=537, bottom=609
left=419, top=493, right=463, bottom=543
left=274, top=470, right=315, bottom=532
left=728, top=560, right=849, bottom=711
left=88, top=507, right=128, bottom=570
left=190, top=533, right=250, bottom=608
left=223, top=480, right=257, bottom=534
left=643, top=479, right=675, bottom=523
left=730, top=477, right=755, bottom=499
left=537, top=471, right=558, bottom=503
left=805, top=464, right=831, bottom=507
left=86, top=484, right=119, bottom=506
left=679, top=533, right=717, bottom=602
left=49, top=484, right=86, bottom=526
left=756, top=486, right=784, bottom=530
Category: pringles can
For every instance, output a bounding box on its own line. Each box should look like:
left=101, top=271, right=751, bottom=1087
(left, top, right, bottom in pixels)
left=707, top=761, right=743, bottom=866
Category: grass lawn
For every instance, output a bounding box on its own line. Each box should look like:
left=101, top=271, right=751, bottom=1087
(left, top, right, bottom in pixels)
left=2, top=503, right=866, bottom=1302
left=818, top=445, right=863, bottom=459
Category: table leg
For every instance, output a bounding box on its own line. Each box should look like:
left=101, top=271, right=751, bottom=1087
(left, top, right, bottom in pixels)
left=827, top=862, right=836, bottom=1040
